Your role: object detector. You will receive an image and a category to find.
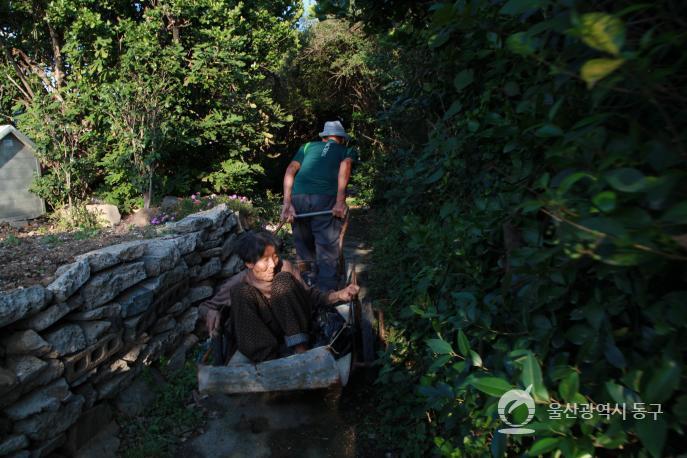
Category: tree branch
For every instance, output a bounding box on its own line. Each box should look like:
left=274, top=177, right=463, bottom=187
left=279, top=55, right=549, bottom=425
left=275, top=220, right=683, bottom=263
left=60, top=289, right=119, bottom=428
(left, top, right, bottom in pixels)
left=47, top=22, right=64, bottom=90
left=12, top=48, right=63, bottom=101
left=0, top=37, right=35, bottom=101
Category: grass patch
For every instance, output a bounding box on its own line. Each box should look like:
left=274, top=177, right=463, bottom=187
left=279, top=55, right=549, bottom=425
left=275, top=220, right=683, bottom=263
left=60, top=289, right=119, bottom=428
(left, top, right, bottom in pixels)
left=119, top=355, right=204, bottom=458
left=1, top=234, right=21, bottom=247
left=41, top=234, right=62, bottom=247
left=73, top=227, right=100, bottom=240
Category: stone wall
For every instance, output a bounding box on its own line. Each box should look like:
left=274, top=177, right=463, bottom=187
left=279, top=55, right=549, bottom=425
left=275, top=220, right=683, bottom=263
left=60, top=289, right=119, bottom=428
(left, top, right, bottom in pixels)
left=0, top=204, right=244, bottom=457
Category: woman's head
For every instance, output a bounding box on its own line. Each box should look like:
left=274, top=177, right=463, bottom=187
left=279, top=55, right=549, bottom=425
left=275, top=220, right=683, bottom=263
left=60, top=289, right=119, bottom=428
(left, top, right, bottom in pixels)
left=237, top=232, right=280, bottom=281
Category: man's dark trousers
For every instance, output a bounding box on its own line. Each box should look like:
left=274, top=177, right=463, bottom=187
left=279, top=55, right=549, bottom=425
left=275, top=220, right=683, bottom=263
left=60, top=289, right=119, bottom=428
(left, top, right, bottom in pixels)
left=291, top=194, right=342, bottom=291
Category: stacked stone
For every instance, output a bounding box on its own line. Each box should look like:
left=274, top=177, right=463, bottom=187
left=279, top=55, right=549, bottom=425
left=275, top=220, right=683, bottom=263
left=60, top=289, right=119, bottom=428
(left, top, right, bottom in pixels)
left=0, top=204, right=243, bottom=457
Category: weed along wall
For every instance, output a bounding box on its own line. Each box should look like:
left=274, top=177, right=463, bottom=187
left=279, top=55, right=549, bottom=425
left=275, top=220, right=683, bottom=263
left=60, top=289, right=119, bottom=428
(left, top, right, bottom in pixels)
left=0, top=204, right=244, bottom=456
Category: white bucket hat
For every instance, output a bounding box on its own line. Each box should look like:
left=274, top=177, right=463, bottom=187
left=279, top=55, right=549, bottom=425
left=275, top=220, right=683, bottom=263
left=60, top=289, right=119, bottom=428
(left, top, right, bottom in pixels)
left=319, top=120, right=349, bottom=140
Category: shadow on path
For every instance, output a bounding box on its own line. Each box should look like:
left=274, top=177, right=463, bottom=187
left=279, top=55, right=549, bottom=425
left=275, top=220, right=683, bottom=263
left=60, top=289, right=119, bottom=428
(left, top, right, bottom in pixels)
left=176, top=389, right=358, bottom=458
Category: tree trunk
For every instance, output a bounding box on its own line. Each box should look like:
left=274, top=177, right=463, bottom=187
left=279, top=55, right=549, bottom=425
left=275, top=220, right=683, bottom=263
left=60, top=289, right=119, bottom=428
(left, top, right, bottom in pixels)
left=143, top=170, right=154, bottom=209
left=47, top=23, right=64, bottom=90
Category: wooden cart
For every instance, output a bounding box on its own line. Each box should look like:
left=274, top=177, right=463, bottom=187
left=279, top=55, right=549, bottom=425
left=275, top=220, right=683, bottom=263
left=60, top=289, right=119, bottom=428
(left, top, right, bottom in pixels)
left=198, top=210, right=384, bottom=394
left=197, top=289, right=383, bottom=394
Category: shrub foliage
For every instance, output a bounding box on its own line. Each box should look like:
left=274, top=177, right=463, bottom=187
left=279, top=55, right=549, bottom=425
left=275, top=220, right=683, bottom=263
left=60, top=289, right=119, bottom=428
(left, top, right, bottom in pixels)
left=319, top=0, right=687, bottom=456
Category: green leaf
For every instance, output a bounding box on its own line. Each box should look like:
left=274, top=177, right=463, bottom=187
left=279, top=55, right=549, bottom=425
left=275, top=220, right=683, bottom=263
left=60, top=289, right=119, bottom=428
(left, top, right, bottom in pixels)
left=500, top=0, right=546, bottom=16
left=457, top=329, right=471, bottom=357
left=644, top=359, right=681, bottom=403
left=503, top=81, right=520, bottom=97
left=425, top=168, right=445, bottom=184
left=471, top=377, right=513, bottom=397
left=521, top=200, right=542, bottom=214
left=529, top=437, right=561, bottom=456
left=605, top=381, right=641, bottom=405
left=452, top=291, right=477, bottom=307
left=470, top=350, right=483, bottom=368
left=429, top=355, right=452, bottom=373
left=558, top=171, right=595, bottom=194
left=427, top=338, right=454, bottom=355
left=506, top=32, right=537, bottom=56
left=578, top=13, right=626, bottom=56
left=558, top=371, right=579, bottom=402
left=521, top=353, right=549, bottom=402
left=601, top=248, right=653, bottom=266
left=605, top=168, right=647, bottom=193
left=578, top=216, right=627, bottom=238
left=674, top=395, right=687, bottom=422
left=604, top=340, right=626, bottom=369
left=636, top=417, right=667, bottom=458
left=535, top=124, right=563, bottom=138
left=580, top=58, right=625, bottom=88
left=428, top=29, right=451, bottom=48
left=592, top=191, right=617, bottom=212
left=443, top=100, right=463, bottom=119
left=661, top=202, right=687, bottom=224
left=410, top=304, right=425, bottom=316
left=453, top=69, right=474, bottom=92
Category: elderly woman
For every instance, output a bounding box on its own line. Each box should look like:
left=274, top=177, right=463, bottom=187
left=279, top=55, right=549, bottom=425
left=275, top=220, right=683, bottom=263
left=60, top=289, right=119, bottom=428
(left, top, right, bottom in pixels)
left=203, top=232, right=359, bottom=363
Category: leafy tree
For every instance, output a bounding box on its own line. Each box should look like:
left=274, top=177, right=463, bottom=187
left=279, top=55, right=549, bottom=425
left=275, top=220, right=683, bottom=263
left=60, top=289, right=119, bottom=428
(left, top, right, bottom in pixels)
left=0, top=0, right=112, bottom=208
left=1, top=0, right=303, bottom=210
left=23, top=91, right=98, bottom=209
left=99, top=17, right=188, bottom=209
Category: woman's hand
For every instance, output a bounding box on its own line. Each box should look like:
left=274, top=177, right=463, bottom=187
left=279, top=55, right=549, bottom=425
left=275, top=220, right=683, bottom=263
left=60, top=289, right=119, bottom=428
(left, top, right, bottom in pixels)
left=336, top=283, right=360, bottom=302
left=206, top=309, right=221, bottom=335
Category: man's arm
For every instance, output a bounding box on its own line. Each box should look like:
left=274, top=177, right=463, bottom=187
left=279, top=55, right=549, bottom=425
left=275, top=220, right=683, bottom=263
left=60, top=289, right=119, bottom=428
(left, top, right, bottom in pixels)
left=281, top=160, right=300, bottom=222
left=332, top=158, right=353, bottom=218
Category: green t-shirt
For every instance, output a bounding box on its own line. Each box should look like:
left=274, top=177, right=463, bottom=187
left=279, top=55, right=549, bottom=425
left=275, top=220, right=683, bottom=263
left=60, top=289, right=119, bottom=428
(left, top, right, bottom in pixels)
left=292, top=140, right=357, bottom=195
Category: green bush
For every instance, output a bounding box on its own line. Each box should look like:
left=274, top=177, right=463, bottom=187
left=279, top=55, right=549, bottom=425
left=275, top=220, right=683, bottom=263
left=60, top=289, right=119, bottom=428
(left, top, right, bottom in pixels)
left=319, top=0, right=687, bottom=456
left=152, top=193, right=259, bottom=227
left=50, top=204, right=102, bottom=232
left=252, top=190, right=284, bottom=226
left=201, top=159, right=265, bottom=195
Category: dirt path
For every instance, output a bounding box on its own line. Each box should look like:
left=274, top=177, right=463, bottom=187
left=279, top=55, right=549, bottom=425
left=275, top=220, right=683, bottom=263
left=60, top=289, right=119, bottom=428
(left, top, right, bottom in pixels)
left=177, top=208, right=384, bottom=458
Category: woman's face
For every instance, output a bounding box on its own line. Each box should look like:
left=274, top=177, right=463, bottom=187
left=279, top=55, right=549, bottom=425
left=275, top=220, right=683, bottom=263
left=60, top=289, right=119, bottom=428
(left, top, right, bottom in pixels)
left=246, top=244, right=279, bottom=282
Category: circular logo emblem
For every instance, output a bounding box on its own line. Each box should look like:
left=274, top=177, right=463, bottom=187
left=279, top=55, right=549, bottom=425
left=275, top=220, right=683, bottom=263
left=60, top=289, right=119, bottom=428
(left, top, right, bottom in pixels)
left=497, top=384, right=536, bottom=434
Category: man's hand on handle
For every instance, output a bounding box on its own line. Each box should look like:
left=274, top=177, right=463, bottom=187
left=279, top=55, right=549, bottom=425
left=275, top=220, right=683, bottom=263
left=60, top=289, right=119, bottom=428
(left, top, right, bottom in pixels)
left=332, top=201, right=348, bottom=219
left=280, top=203, right=296, bottom=223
